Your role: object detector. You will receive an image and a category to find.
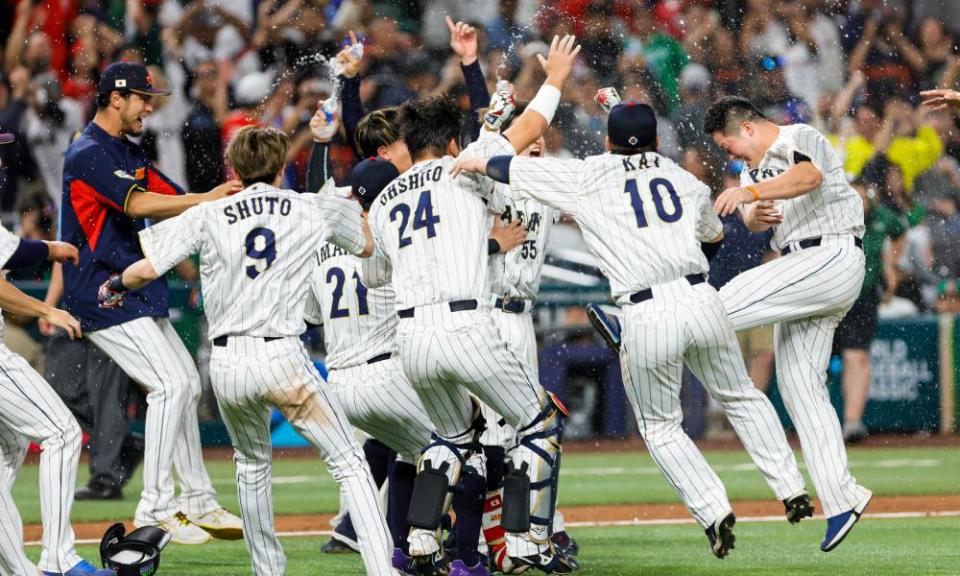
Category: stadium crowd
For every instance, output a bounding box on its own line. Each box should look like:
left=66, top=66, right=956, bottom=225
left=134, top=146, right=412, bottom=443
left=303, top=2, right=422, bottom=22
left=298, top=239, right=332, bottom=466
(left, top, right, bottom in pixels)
left=1, top=0, right=959, bottom=437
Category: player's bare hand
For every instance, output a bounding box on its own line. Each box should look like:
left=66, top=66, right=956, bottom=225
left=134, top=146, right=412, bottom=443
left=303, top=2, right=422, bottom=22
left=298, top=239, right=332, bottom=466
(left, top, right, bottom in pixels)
left=210, top=179, right=244, bottom=199
left=336, top=31, right=364, bottom=78
left=714, top=187, right=754, bottom=217
left=311, top=101, right=339, bottom=142
left=449, top=157, right=488, bottom=178
left=43, top=307, right=81, bottom=340
left=38, top=318, right=57, bottom=337
left=920, top=89, right=960, bottom=111
left=446, top=16, right=479, bottom=65
left=45, top=241, right=79, bottom=265
left=538, top=35, right=581, bottom=85
left=753, top=200, right=783, bottom=225
left=490, top=218, right=526, bottom=253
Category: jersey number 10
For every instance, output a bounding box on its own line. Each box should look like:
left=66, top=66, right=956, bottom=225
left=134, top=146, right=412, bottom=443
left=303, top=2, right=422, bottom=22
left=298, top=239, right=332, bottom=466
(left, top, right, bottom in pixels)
left=625, top=178, right=683, bottom=228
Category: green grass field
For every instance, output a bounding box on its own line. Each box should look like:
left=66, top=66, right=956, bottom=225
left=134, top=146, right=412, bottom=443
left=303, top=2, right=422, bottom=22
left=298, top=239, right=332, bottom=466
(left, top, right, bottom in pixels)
left=16, top=444, right=960, bottom=575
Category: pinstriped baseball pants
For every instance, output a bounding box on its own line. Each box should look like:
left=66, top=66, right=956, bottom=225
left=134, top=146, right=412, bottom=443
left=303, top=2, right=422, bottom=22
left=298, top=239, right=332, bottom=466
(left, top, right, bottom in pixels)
left=210, top=335, right=393, bottom=576
left=0, top=341, right=83, bottom=575
left=478, top=307, right=536, bottom=449
left=328, top=356, right=434, bottom=463
left=87, top=317, right=219, bottom=525
left=721, top=234, right=871, bottom=517
left=620, top=278, right=806, bottom=528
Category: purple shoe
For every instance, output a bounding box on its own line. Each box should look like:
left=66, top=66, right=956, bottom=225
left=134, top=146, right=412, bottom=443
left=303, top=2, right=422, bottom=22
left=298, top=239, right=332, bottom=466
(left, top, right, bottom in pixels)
left=449, top=559, right=491, bottom=576
left=393, top=548, right=416, bottom=575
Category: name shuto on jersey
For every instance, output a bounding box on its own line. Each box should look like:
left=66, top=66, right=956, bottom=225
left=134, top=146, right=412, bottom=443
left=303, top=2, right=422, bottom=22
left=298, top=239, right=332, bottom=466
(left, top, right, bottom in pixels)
left=224, top=195, right=292, bottom=224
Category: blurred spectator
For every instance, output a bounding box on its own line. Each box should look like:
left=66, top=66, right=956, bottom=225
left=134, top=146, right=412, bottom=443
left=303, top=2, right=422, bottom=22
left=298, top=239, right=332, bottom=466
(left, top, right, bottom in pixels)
left=751, top=55, right=811, bottom=124
left=182, top=59, right=227, bottom=193
left=848, top=6, right=918, bottom=98
left=222, top=71, right=272, bottom=148
left=0, top=67, right=33, bottom=210
left=623, top=7, right=688, bottom=112
left=834, top=180, right=906, bottom=444
left=22, top=73, right=84, bottom=205
left=675, top=64, right=715, bottom=152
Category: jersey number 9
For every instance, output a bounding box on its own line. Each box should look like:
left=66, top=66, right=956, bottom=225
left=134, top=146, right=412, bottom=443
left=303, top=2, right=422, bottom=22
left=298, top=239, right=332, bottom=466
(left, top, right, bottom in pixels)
left=625, top=178, right=683, bottom=228
left=245, top=227, right=276, bottom=279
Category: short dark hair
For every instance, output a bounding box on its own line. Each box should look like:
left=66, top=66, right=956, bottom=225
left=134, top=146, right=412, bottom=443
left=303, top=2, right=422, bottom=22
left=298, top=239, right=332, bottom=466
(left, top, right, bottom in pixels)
left=96, top=90, right=130, bottom=110
left=703, top=96, right=767, bottom=135
left=398, top=95, right=462, bottom=159
left=356, top=107, right=400, bottom=158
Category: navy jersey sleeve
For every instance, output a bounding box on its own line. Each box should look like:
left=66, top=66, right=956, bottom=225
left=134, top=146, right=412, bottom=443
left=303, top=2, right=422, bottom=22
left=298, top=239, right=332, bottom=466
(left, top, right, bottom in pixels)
left=68, top=145, right=147, bottom=212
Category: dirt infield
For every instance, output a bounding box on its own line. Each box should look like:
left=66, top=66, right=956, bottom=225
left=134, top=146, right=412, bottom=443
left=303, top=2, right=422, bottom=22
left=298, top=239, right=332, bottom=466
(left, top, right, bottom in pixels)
left=28, top=494, right=960, bottom=543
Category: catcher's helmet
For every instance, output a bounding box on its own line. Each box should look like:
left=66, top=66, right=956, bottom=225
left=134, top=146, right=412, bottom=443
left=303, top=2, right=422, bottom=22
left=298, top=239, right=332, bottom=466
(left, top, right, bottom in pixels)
left=100, top=523, right=171, bottom=576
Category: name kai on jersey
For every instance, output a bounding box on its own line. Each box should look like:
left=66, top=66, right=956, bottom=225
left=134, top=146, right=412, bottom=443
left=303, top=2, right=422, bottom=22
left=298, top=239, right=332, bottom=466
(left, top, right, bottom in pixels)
left=223, top=196, right=293, bottom=224
left=376, top=166, right=444, bottom=207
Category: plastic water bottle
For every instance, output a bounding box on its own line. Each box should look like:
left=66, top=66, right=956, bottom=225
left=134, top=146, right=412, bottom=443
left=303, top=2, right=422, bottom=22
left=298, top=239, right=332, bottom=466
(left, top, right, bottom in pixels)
left=323, top=95, right=338, bottom=123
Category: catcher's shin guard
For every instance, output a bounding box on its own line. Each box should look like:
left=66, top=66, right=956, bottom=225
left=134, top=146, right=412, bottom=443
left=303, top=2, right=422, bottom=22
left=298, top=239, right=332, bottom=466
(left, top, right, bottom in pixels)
left=503, top=394, right=567, bottom=542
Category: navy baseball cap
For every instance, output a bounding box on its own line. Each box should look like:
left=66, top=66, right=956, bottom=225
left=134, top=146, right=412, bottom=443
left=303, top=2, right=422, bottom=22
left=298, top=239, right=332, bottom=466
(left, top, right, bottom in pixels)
left=98, top=62, right=170, bottom=96
left=608, top=101, right=657, bottom=149
left=0, top=133, right=13, bottom=145
left=351, top=158, right=399, bottom=210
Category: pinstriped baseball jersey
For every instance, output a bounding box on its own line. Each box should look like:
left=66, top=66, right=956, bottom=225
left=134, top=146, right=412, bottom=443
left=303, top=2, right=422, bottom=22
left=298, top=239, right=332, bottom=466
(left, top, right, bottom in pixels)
left=507, top=152, right=723, bottom=305
left=488, top=189, right=559, bottom=301
left=0, top=225, right=22, bottom=336
left=138, top=183, right=365, bottom=339
left=304, top=244, right=397, bottom=369
left=367, top=136, right=515, bottom=309
left=740, top=123, right=864, bottom=250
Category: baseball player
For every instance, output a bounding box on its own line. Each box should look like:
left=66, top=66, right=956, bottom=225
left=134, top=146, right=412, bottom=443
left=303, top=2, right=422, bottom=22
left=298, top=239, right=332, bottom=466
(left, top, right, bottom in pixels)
left=60, top=61, right=241, bottom=543
left=472, top=95, right=578, bottom=571
left=705, top=96, right=872, bottom=551
left=450, top=100, right=811, bottom=559
left=309, top=106, right=530, bottom=575
left=0, top=132, right=113, bottom=576
left=103, top=126, right=397, bottom=576
left=355, top=35, right=581, bottom=575
left=304, top=155, right=438, bottom=572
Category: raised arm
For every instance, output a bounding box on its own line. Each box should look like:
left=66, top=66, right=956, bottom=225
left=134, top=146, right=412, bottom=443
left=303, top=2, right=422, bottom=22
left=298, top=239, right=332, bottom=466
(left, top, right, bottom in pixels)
left=500, top=35, right=580, bottom=154
left=306, top=103, right=339, bottom=193
left=446, top=16, right=489, bottom=138
left=337, top=31, right=365, bottom=159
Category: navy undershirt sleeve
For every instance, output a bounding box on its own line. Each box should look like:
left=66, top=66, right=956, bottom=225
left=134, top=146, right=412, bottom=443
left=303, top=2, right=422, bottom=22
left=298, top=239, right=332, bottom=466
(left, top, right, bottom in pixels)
left=487, top=156, right=512, bottom=184
left=5, top=239, right=49, bottom=269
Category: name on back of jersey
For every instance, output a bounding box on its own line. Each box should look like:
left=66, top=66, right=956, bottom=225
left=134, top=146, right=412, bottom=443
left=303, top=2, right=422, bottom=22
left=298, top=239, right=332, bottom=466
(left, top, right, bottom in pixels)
left=620, top=153, right=662, bottom=172
left=223, top=195, right=293, bottom=224
left=377, top=165, right=444, bottom=207
left=319, top=242, right=352, bottom=263
left=500, top=204, right=542, bottom=234
left=747, top=167, right=786, bottom=182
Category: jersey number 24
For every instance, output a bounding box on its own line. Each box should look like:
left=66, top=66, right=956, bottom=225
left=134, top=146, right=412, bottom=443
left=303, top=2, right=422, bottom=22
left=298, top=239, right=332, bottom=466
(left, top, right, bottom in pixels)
left=390, top=190, right=440, bottom=248
left=625, top=178, right=683, bottom=227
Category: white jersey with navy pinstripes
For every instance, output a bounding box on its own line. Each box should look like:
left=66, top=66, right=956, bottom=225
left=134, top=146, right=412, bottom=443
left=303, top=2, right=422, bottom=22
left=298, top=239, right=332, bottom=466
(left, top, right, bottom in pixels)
left=0, top=224, right=21, bottom=335
left=488, top=188, right=559, bottom=301
left=740, top=123, right=864, bottom=250
left=506, top=152, right=722, bottom=305
left=367, top=136, right=515, bottom=309
left=138, top=183, right=365, bottom=339
left=304, top=243, right=396, bottom=369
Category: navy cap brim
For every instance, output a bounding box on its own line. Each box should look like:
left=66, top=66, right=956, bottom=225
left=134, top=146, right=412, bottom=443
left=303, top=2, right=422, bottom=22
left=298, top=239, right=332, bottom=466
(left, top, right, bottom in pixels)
left=0, top=133, right=14, bottom=145
left=130, top=87, right=171, bottom=96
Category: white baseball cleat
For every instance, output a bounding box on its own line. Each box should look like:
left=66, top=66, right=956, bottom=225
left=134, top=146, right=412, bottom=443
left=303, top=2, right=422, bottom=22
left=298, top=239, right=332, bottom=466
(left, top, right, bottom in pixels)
left=188, top=507, right=244, bottom=540
left=138, top=512, right=212, bottom=545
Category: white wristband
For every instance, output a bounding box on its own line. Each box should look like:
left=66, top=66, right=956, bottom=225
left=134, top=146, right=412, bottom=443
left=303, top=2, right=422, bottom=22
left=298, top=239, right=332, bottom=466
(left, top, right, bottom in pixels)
left=528, top=84, right=562, bottom=125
